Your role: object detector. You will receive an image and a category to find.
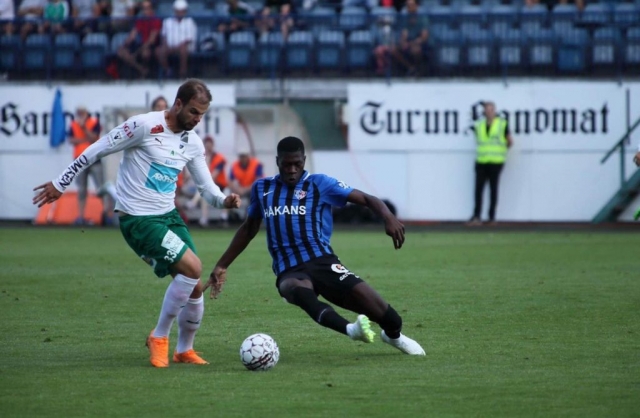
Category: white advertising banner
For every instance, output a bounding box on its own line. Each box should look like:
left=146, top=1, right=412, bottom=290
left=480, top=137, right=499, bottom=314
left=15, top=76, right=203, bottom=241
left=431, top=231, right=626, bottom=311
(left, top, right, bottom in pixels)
left=348, top=81, right=640, bottom=152
left=0, top=82, right=236, bottom=153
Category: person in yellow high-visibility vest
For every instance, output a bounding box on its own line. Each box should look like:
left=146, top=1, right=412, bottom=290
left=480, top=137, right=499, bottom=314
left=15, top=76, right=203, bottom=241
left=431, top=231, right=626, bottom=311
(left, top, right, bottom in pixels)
left=468, top=101, right=513, bottom=226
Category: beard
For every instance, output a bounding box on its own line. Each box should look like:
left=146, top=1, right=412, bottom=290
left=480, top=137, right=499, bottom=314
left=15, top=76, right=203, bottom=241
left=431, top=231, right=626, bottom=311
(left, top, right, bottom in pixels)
left=176, top=111, right=192, bottom=131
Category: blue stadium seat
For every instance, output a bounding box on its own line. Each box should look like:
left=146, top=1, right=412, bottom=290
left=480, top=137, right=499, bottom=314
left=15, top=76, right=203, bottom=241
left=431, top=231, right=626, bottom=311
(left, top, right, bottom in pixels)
left=613, top=3, right=639, bottom=26
left=427, top=5, right=457, bottom=25
left=465, top=30, right=495, bottom=72
left=491, top=21, right=513, bottom=38
left=433, top=29, right=463, bottom=74
left=520, top=4, right=547, bottom=27
left=285, top=31, right=314, bottom=71
left=527, top=29, right=556, bottom=72
left=460, top=22, right=483, bottom=39
left=591, top=27, right=621, bottom=69
left=53, top=33, right=79, bottom=73
left=339, top=7, right=367, bottom=32
left=520, top=20, right=543, bottom=37
left=226, top=31, right=255, bottom=72
left=110, top=32, right=129, bottom=54
left=496, top=29, right=525, bottom=71
left=82, top=33, right=109, bottom=72
left=488, top=4, right=518, bottom=26
left=624, top=27, right=640, bottom=70
left=0, top=35, right=21, bottom=72
left=551, top=3, right=579, bottom=26
left=315, top=30, right=344, bottom=72
left=346, top=30, right=373, bottom=72
left=371, top=6, right=397, bottom=24
left=193, top=31, right=225, bottom=75
left=306, top=7, right=338, bottom=37
left=257, top=32, right=283, bottom=74
left=458, top=4, right=486, bottom=25
left=24, top=34, right=51, bottom=72
left=580, top=3, right=611, bottom=26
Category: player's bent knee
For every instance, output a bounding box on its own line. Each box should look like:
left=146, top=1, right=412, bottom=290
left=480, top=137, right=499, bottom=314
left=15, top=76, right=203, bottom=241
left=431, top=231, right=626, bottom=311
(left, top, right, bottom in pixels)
left=173, top=249, right=202, bottom=279
left=278, top=277, right=313, bottom=303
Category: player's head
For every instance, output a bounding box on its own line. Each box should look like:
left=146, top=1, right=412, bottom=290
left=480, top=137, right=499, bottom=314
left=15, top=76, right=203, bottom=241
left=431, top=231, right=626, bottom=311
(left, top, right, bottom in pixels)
left=276, top=136, right=306, bottom=186
left=151, top=96, right=168, bottom=111
left=203, top=135, right=214, bottom=152
left=483, top=101, right=496, bottom=119
left=174, top=78, right=211, bottom=131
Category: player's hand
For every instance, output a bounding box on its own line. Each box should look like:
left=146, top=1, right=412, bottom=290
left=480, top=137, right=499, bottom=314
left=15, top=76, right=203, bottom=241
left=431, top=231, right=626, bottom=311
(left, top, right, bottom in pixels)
left=633, top=152, right=640, bottom=167
left=32, top=182, right=62, bottom=208
left=203, top=265, right=227, bottom=299
left=384, top=215, right=405, bottom=250
left=223, top=193, right=241, bottom=209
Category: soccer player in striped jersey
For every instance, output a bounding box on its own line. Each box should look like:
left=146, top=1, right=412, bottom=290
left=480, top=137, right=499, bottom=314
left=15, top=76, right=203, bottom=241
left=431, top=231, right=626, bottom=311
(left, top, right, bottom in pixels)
left=205, top=136, right=425, bottom=355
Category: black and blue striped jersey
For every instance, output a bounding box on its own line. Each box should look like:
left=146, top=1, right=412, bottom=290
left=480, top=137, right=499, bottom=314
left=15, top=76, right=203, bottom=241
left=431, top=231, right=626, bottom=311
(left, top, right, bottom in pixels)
left=247, top=171, right=353, bottom=275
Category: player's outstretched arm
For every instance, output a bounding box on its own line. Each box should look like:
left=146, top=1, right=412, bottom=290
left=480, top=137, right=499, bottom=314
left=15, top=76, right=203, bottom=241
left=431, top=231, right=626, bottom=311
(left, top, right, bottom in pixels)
left=204, top=216, right=263, bottom=299
left=347, top=189, right=405, bottom=249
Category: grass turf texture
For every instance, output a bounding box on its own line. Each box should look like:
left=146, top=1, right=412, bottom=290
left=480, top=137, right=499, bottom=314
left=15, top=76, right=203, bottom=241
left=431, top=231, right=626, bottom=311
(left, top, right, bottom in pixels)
left=0, top=227, right=639, bottom=417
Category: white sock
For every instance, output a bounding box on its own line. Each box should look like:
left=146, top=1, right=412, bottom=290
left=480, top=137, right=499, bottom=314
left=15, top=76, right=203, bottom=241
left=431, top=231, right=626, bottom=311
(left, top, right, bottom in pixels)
left=153, top=274, right=198, bottom=338
left=176, top=295, right=204, bottom=353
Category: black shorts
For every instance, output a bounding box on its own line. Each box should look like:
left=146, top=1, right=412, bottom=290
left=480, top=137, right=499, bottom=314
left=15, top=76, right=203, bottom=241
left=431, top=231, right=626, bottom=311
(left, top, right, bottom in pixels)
left=276, top=255, right=364, bottom=303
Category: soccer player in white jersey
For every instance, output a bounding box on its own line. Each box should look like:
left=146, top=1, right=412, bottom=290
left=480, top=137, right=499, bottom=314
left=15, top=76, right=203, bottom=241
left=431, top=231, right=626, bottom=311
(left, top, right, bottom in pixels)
left=32, top=79, right=241, bottom=368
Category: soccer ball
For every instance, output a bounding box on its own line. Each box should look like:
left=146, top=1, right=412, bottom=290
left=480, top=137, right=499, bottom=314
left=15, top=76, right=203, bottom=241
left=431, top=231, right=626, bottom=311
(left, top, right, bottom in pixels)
left=239, top=333, right=279, bottom=371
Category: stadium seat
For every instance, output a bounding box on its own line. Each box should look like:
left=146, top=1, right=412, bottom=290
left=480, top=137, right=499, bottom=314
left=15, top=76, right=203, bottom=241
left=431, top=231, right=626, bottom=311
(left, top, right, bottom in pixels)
left=339, top=7, right=368, bottom=32
left=520, top=4, right=547, bottom=27
left=460, top=22, right=483, bottom=39
left=613, top=3, right=639, bottom=26
left=226, top=31, right=255, bottom=73
left=624, top=27, right=640, bottom=72
left=371, top=6, right=397, bottom=25
left=465, top=30, right=495, bottom=73
left=157, top=2, right=174, bottom=17
left=23, top=34, right=51, bottom=73
left=458, top=4, right=486, bottom=26
left=110, top=32, right=129, bottom=55
left=0, top=35, right=21, bottom=73
left=551, top=3, right=579, bottom=23
left=433, top=29, right=463, bottom=75
left=53, top=33, right=80, bottom=74
left=306, top=7, right=338, bottom=38
left=257, top=32, right=284, bottom=75
left=427, top=5, right=457, bottom=26
left=315, top=30, right=344, bottom=72
left=285, top=31, right=314, bottom=72
left=580, top=3, right=612, bottom=26
left=591, top=27, right=621, bottom=70
left=526, top=29, right=556, bottom=73
left=488, top=4, right=518, bottom=27
left=193, top=31, right=225, bottom=75
left=346, top=30, right=373, bottom=72
left=496, top=29, right=525, bottom=72
left=82, top=33, right=109, bottom=73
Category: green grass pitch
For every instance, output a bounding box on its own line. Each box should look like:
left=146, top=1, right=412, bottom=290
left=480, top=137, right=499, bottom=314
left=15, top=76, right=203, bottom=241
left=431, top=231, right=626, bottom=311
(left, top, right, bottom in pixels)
left=0, top=227, right=639, bottom=417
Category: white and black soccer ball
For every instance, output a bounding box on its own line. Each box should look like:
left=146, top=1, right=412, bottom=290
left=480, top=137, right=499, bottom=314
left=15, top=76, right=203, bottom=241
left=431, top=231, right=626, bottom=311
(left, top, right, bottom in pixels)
left=239, top=333, right=279, bottom=371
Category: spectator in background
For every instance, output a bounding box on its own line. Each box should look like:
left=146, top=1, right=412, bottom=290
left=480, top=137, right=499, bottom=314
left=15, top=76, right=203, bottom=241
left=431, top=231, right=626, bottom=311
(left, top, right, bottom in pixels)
left=397, top=0, right=429, bottom=75
left=68, top=106, right=109, bottom=225
left=110, top=0, right=135, bottom=32
left=229, top=150, right=263, bottom=219
left=151, top=95, right=168, bottom=111
left=265, top=0, right=289, bottom=13
left=17, top=0, right=46, bottom=39
left=38, top=0, right=69, bottom=35
left=186, top=135, right=230, bottom=227
left=70, top=0, right=99, bottom=35
left=254, top=6, right=275, bottom=37
left=117, top=0, right=161, bottom=78
left=0, top=0, right=15, bottom=36
left=558, top=0, right=584, bottom=12
left=156, top=0, right=197, bottom=79
left=468, top=101, right=513, bottom=226
left=277, top=3, right=294, bottom=41
left=217, top=0, right=252, bottom=39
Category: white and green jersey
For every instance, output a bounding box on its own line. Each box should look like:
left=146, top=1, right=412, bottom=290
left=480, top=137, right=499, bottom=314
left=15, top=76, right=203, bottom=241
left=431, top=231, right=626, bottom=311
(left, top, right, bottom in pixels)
left=52, top=111, right=226, bottom=216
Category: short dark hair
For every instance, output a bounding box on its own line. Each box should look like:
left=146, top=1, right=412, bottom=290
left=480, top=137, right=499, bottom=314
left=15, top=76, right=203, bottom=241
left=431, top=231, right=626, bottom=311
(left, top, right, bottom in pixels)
left=277, top=136, right=305, bottom=155
left=151, top=96, right=167, bottom=110
left=176, top=79, right=212, bottom=105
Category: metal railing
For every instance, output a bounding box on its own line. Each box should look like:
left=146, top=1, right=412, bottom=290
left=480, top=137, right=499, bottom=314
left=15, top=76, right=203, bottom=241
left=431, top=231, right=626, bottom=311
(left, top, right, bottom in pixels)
left=601, top=114, right=640, bottom=188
